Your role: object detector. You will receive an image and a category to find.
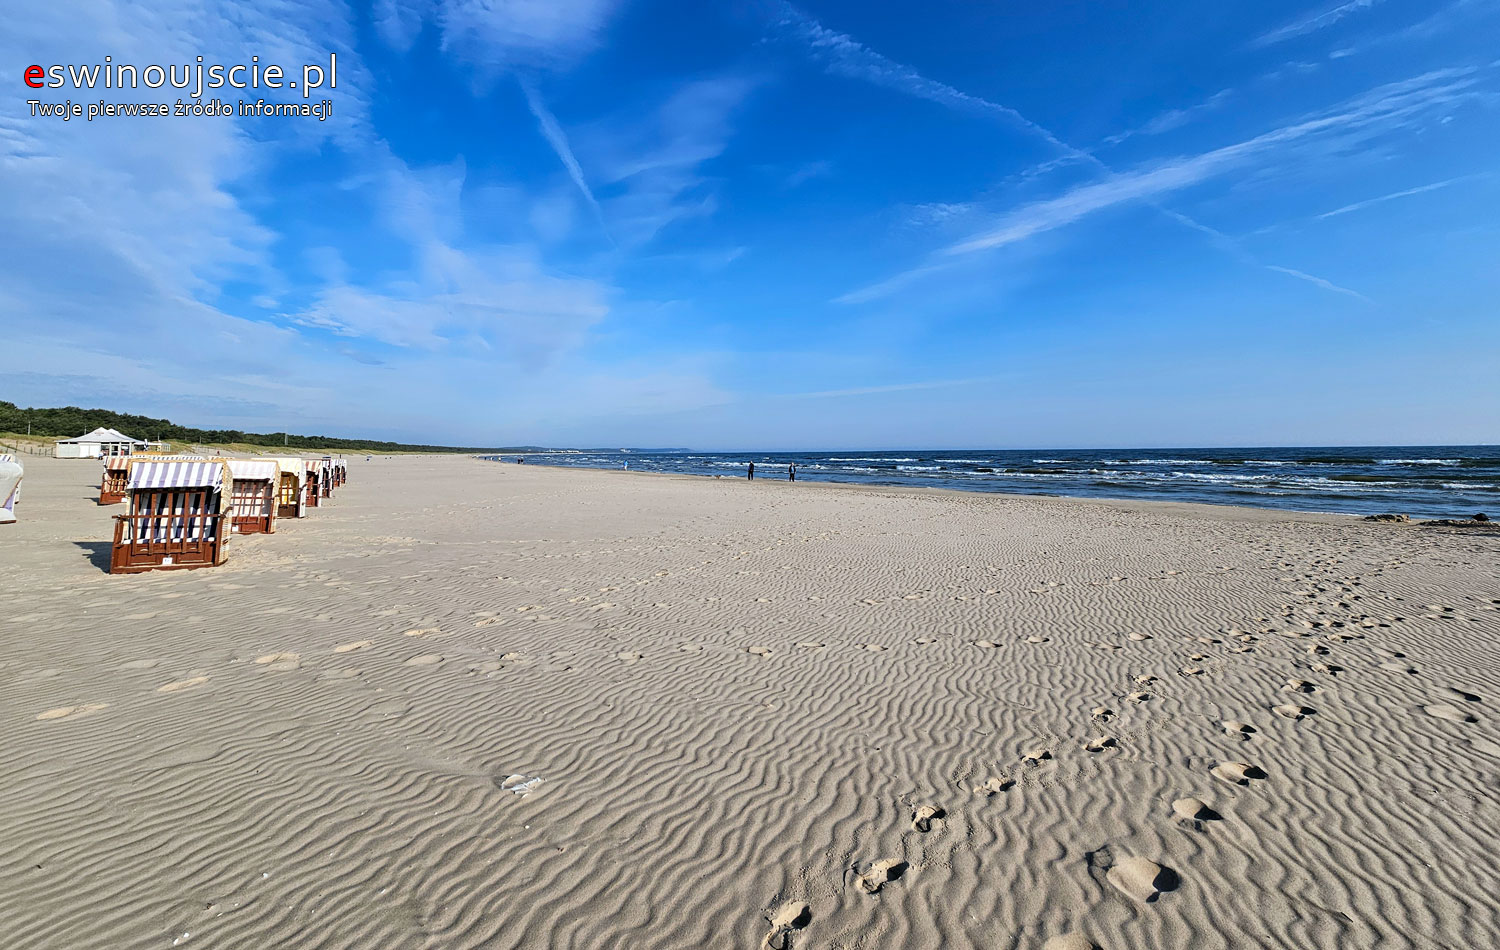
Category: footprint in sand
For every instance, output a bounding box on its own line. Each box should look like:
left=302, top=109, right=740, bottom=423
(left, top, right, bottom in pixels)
left=1312, top=663, right=1344, bottom=675
left=1171, top=796, right=1222, bottom=830
left=1022, top=747, right=1053, bottom=765
left=1091, top=706, right=1114, bottom=722
left=1273, top=704, right=1315, bottom=720
left=1424, top=704, right=1478, bottom=723
left=796, top=641, right=825, bottom=649
left=746, top=646, right=774, bottom=658
left=403, top=627, right=441, bottom=637
left=1222, top=721, right=1256, bottom=740
left=911, top=636, right=939, bottom=645
left=973, top=640, right=1000, bottom=649
left=1128, top=633, right=1152, bottom=641
left=1211, top=761, right=1266, bottom=786
left=911, top=804, right=945, bottom=832
left=1441, top=686, right=1482, bottom=703
left=1380, top=661, right=1418, bottom=674
left=1085, top=736, right=1116, bottom=752
left=1283, top=680, right=1317, bottom=693
left=255, top=652, right=302, bottom=672
left=156, top=675, right=210, bottom=693
left=761, top=901, right=810, bottom=950
left=36, top=703, right=110, bottom=721
left=1179, top=667, right=1205, bottom=676
left=1127, top=691, right=1152, bottom=703
left=616, top=651, right=644, bottom=663
left=404, top=654, right=444, bottom=667
left=1043, top=935, right=1099, bottom=950
left=976, top=776, right=1014, bottom=796
left=1026, top=636, right=1050, bottom=644
left=859, top=643, right=887, bottom=652
left=334, top=640, right=373, bottom=654
left=1135, top=674, right=1158, bottom=686
left=855, top=858, right=906, bottom=895
left=117, top=659, right=159, bottom=671
left=1106, top=855, right=1178, bottom=903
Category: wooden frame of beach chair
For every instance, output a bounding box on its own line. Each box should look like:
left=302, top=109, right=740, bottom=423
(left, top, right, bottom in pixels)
left=111, top=487, right=227, bottom=573
left=321, top=459, right=334, bottom=498
left=229, top=479, right=275, bottom=533
left=226, top=460, right=279, bottom=534
left=99, top=456, right=130, bottom=505
left=304, top=462, right=322, bottom=508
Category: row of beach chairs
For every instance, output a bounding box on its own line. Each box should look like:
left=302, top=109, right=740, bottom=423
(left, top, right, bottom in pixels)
left=99, top=454, right=348, bottom=574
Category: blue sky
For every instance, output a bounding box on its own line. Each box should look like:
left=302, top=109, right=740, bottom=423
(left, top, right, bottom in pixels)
left=3, top=0, right=1497, bottom=449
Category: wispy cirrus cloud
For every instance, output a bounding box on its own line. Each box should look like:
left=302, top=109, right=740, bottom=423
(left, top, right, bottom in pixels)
left=768, top=2, right=1087, bottom=163
left=1254, top=0, right=1384, bottom=47
left=776, top=3, right=1411, bottom=304
left=578, top=74, right=760, bottom=247
left=1102, top=89, right=1236, bottom=147
left=841, top=68, right=1482, bottom=303
left=374, top=0, right=620, bottom=67
left=1317, top=174, right=1476, bottom=218
left=520, top=80, right=612, bottom=241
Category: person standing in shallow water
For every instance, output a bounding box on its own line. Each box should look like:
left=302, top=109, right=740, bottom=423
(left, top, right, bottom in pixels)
left=747, top=462, right=755, bottom=480
left=788, top=463, right=796, bottom=482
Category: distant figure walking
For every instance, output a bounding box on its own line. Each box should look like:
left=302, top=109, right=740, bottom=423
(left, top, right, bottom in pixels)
left=788, top=462, right=796, bottom=482
left=747, top=462, right=755, bottom=480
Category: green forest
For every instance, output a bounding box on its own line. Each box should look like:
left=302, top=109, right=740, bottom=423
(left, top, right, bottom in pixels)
left=0, top=401, right=513, bottom=453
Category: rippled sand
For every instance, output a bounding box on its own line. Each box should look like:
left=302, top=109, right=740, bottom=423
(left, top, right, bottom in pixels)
left=2, top=454, right=1498, bottom=949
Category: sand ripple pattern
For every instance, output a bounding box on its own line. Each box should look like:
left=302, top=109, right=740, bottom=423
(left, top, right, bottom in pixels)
left=2, top=456, right=1499, bottom=948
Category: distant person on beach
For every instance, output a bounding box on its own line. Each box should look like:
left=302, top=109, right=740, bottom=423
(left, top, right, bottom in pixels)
left=789, top=463, right=796, bottom=482
left=748, top=462, right=755, bottom=480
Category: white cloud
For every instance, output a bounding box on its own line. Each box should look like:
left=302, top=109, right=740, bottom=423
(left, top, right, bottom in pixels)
left=1102, top=89, right=1236, bottom=146
left=841, top=68, right=1479, bottom=302
left=372, top=0, right=619, bottom=68
left=770, top=2, right=1083, bottom=160
left=1316, top=175, right=1474, bottom=218
left=520, top=80, right=611, bottom=239
left=579, top=75, right=759, bottom=247
left=1254, top=0, right=1385, bottom=47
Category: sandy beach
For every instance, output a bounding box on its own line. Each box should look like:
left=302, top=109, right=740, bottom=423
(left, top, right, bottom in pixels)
left=2, top=454, right=1498, bottom=949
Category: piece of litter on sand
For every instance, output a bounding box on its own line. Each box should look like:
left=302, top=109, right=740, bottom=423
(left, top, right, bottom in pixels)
left=498, top=774, right=544, bottom=796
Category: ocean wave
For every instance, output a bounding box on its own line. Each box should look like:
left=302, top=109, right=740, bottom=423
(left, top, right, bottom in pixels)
left=828, top=457, right=915, bottom=462
left=896, top=465, right=942, bottom=472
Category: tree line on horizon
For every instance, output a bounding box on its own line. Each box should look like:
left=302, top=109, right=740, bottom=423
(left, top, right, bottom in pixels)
left=0, top=400, right=517, bottom=453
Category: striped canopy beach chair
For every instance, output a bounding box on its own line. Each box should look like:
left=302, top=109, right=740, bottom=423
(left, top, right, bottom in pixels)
left=110, top=458, right=232, bottom=573
left=99, top=454, right=131, bottom=505
left=226, top=459, right=280, bottom=534
left=272, top=458, right=307, bottom=519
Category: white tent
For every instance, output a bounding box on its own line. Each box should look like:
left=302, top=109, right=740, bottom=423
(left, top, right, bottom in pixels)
left=54, top=427, right=148, bottom=459
left=0, top=455, right=21, bottom=523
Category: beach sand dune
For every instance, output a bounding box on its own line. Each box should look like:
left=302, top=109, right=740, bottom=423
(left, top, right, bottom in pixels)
left=2, top=455, right=1498, bottom=948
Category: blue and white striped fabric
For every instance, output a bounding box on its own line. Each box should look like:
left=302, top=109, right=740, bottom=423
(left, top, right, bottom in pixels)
left=128, top=460, right=224, bottom=491
left=226, top=459, right=279, bottom=481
